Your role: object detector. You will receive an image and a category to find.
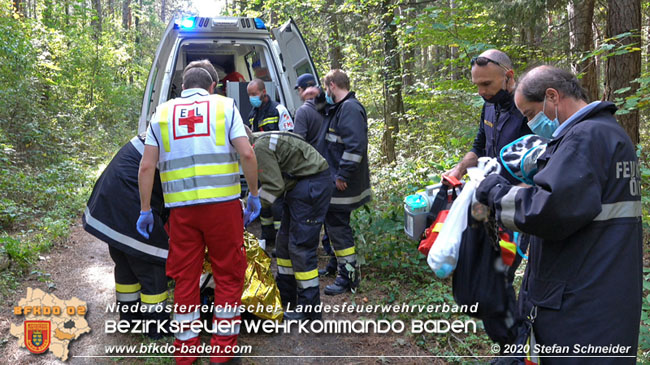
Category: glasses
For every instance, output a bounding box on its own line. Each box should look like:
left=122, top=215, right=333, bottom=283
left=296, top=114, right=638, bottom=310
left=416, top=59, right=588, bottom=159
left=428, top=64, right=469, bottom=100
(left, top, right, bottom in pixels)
left=470, top=56, right=510, bottom=71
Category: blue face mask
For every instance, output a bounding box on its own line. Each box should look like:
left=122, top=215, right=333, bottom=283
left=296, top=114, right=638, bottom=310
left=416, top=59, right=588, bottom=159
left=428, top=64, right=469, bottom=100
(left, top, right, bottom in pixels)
left=249, top=95, right=262, bottom=108
left=527, top=96, right=559, bottom=139
left=325, top=92, right=335, bottom=105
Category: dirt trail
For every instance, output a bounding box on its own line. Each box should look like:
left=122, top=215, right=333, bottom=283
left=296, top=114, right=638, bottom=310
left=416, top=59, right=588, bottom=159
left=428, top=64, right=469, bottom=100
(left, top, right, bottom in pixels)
left=0, top=221, right=437, bottom=364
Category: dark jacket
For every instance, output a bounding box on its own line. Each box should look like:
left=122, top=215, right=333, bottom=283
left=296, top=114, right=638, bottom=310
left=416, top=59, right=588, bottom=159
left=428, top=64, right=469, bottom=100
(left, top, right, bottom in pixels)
left=485, top=102, right=642, bottom=362
left=293, top=99, right=325, bottom=148
left=470, top=95, right=531, bottom=184
left=83, top=136, right=169, bottom=264
left=246, top=99, right=293, bottom=132
left=320, top=92, right=371, bottom=211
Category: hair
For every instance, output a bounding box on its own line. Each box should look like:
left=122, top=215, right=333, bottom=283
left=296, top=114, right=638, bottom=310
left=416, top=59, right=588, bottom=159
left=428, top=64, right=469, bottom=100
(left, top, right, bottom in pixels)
left=478, top=49, right=513, bottom=70
left=323, top=69, right=350, bottom=90
left=182, top=67, right=213, bottom=90
left=516, top=65, right=589, bottom=102
left=248, top=78, right=266, bottom=92
left=183, top=60, right=218, bottom=86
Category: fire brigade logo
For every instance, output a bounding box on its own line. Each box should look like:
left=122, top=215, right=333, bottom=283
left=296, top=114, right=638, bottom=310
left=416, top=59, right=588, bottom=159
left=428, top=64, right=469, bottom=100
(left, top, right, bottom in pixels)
left=173, top=100, right=210, bottom=139
left=24, top=320, right=51, bottom=354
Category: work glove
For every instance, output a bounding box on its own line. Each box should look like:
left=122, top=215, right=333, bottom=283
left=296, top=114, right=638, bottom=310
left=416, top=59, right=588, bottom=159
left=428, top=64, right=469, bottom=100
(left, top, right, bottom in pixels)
left=136, top=209, right=154, bottom=239
left=475, top=174, right=509, bottom=207
left=243, top=193, right=261, bottom=227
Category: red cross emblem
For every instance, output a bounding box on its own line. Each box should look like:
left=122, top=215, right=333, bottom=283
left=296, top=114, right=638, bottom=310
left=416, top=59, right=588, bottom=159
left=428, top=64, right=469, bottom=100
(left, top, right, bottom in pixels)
left=178, top=109, right=203, bottom=133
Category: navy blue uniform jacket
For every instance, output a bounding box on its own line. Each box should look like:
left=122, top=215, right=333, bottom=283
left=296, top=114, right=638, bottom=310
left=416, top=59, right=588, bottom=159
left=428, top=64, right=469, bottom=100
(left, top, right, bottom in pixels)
left=485, top=102, right=642, bottom=362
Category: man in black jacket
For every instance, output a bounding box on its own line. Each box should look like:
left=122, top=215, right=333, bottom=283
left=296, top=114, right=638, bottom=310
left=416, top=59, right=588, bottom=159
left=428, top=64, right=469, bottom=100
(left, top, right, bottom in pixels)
left=83, top=135, right=170, bottom=339
left=318, top=69, right=371, bottom=295
left=477, top=66, right=642, bottom=362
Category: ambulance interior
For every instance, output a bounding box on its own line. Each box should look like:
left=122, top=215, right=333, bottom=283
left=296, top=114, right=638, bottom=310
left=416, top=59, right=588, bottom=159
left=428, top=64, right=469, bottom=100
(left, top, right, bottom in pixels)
left=167, top=40, right=283, bottom=121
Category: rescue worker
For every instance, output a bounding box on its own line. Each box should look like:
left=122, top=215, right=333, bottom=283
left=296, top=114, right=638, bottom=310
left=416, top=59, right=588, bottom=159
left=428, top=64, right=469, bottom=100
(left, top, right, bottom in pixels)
left=82, top=134, right=169, bottom=339
left=292, top=73, right=337, bottom=277
left=248, top=129, right=332, bottom=320
left=318, top=69, right=371, bottom=296
left=138, top=60, right=260, bottom=364
left=476, top=65, right=642, bottom=362
left=443, top=49, right=531, bottom=184
left=443, top=50, right=531, bottom=346
left=246, top=78, right=294, bottom=252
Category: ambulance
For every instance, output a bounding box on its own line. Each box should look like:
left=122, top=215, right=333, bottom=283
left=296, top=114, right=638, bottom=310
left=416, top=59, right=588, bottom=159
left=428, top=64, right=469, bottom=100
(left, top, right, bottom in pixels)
left=138, top=16, right=319, bottom=134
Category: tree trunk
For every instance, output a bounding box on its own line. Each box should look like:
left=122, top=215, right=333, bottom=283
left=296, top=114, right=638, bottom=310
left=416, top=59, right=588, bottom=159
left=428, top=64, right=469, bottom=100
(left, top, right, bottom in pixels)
left=122, top=0, right=131, bottom=29
left=380, top=0, right=402, bottom=163
left=12, top=0, right=22, bottom=15
left=91, top=0, right=103, bottom=37
left=400, top=4, right=414, bottom=93
left=605, top=0, right=641, bottom=144
left=161, top=0, right=166, bottom=22
left=327, top=0, right=342, bottom=69
left=568, top=0, right=598, bottom=101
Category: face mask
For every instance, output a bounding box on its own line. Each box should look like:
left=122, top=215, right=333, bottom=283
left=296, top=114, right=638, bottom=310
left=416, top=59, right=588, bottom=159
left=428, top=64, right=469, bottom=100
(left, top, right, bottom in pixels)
left=325, top=91, right=335, bottom=105
left=527, top=96, right=559, bottom=138
left=249, top=95, right=262, bottom=108
left=482, top=77, right=511, bottom=105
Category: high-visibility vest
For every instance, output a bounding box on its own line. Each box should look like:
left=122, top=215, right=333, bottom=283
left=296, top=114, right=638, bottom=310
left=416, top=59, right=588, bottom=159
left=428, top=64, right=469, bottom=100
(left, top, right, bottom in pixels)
left=151, top=93, right=241, bottom=208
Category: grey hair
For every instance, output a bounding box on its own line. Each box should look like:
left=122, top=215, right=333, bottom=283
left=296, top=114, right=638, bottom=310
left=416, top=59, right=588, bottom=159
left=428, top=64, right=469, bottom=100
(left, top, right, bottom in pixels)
left=479, top=49, right=513, bottom=70
left=516, top=65, right=588, bottom=102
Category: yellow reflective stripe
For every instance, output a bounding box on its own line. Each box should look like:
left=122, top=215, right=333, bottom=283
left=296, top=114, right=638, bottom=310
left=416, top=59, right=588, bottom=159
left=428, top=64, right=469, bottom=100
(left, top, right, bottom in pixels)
left=141, top=292, right=168, bottom=304
left=160, top=163, right=239, bottom=182
left=215, top=98, right=225, bottom=146
left=164, top=184, right=241, bottom=204
left=432, top=222, right=443, bottom=233
left=259, top=117, right=278, bottom=127
left=335, top=247, right=355, bottom=257
left=115, top=283, right=141, bottom=293
left=277, top=258, right=292, bottom=267
left=295, top=269, right=318, bottom=281
left=159, top=105, right=171, bottom=152
left=499, top=240, right=516, bottom=253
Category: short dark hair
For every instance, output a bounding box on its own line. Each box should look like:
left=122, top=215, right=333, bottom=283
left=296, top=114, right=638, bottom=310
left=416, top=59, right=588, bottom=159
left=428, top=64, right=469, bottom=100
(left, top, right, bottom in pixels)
left=249, top=79, right=266, bottom=92
left=516, top=65, right=588, bottom=102
left=182, top=67, right=213, bottom=90
left=323, top=69, right=350, bottom=91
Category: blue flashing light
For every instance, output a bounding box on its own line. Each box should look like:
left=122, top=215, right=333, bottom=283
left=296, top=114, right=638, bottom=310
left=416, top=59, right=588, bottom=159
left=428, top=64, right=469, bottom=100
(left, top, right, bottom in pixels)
left=254, top=18, right=266, bottom=30
left=180, top=17, right=195, bottom=29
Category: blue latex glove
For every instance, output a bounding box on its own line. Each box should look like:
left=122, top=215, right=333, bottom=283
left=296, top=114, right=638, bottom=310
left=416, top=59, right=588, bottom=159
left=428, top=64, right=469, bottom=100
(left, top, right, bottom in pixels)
left=136, top=209, right=154, bottom=239
left=243, top=193, right=261, bottom=227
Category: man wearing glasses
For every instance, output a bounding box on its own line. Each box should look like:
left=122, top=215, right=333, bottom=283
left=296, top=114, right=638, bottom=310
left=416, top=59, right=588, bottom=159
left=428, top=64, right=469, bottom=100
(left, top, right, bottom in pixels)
left=443, top=49, right=531, bottom=184
left=442, top=49, right=531, bottom=349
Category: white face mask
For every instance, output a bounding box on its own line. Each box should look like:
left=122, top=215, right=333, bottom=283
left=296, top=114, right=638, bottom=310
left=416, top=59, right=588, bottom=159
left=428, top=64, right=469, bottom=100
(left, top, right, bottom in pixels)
left=527, top=96, right=559, bottom=138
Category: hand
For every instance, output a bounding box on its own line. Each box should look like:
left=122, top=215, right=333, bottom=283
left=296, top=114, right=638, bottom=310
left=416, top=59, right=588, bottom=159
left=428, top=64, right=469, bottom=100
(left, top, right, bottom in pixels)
left=301, top=86, right=320, bottom=100
left=136, top=209, right=154, bottom=239
left=243, top=193, right=261, bottom=227
left=442, top=166, right=464, bottom=186
left=335, top=178, right=348, bottom=191
left=475, top=174, right=509, bottom=206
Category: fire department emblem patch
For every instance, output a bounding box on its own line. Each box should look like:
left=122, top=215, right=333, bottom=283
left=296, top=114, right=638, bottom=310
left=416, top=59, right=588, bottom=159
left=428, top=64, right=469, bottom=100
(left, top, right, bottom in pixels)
left=24, top=320, right=51, bottom=354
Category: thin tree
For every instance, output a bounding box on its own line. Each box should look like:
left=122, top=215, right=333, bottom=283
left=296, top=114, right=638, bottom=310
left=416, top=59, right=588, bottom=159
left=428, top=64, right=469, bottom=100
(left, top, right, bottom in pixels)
left=568, top=0, right=598, bottom=101
left=380, top=0, right=402, bottom=163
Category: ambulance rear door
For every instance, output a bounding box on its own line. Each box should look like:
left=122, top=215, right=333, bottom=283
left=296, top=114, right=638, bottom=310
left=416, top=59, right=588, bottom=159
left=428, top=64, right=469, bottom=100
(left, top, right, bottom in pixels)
left=139, top=19, right=179, bottom=133
left=271, top=18, right=319, bottom=115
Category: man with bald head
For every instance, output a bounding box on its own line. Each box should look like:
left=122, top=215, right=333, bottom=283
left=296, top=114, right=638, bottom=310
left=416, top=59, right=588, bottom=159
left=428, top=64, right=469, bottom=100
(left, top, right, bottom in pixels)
left=444, top=49, right=531, bottom=183
left=246, top=78, right=294, bottom=251
left=477, top=65, right=642, bottom=361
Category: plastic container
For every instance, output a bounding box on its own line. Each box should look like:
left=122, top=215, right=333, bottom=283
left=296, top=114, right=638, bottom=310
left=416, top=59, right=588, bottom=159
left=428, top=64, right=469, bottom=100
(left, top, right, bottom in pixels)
left=404, top=194, right=429, bottom=240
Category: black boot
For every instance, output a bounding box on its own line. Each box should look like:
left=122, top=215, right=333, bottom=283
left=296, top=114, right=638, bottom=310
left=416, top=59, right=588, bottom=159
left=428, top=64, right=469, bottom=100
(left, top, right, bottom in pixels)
left=318, top=256, right=338, bottom=277
left=324, top=262, right=360, bottom=295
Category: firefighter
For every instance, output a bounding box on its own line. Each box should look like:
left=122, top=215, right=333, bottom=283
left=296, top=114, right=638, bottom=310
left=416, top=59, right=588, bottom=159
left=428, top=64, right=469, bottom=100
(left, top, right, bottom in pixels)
left=318, top=69, right=371, bottom=296
left=249, top=129, right=332, bottom=320
left=477, top=66, right=642, bottom=361
left=82, top=134, right=169, bottom=339
left=246, top=78, right=294, bottom=253
left=138, top=60, right=260, bottom=364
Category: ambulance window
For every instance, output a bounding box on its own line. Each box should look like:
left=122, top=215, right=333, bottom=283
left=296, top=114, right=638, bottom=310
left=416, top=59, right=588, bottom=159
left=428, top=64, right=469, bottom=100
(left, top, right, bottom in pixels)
left=295, top=61, right=311, bottom=79
left=245, top=50, right=271, bottom=82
